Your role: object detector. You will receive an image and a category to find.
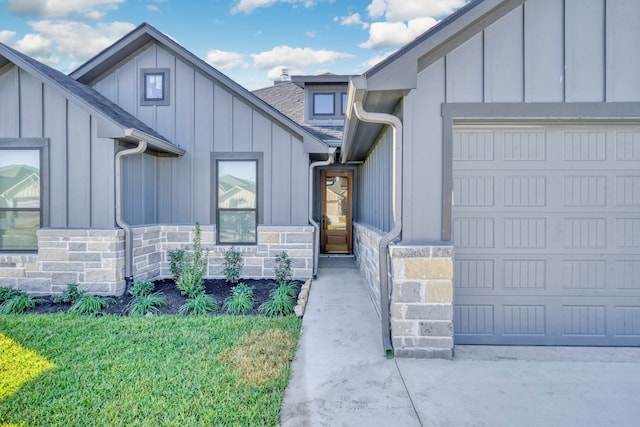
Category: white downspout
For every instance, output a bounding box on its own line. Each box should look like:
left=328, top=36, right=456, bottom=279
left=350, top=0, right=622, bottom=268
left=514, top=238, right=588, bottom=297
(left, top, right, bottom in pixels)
left=353, top=101, right=402, bottom=358
left=309, top=149, right=336, bottom=277
left=115, top=139, right=147, bottom=294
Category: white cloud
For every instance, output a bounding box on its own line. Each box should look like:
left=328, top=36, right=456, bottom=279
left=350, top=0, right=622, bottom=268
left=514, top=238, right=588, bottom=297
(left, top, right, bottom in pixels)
left=340, top=13, right=369, bottom=29
left=146, top=5, right=161, bottom=12
left=8, top=20, right=134, bottom=70
left=0, top=30, right=17, bottom=43
left=359, top=17, right=437, bottom=49
left=231, top=0, right=316, bottom=14
left=366, top=0, right=466, bottom=21
left=206, top=49, right=248, bottom=70
left=251, top=45, right=352, bottom=70
left=8, top=0, right=125, bottom=20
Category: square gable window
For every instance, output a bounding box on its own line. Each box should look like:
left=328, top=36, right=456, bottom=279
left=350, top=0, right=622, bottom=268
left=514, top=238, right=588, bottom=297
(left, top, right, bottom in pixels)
left=313, top=93, right=335, bottom=115
left=140, top=68, right=170, bottom=106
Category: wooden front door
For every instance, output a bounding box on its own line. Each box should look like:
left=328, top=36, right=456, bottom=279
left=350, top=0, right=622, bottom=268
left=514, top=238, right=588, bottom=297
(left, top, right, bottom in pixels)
left=321, top=171, right=352, bottom=253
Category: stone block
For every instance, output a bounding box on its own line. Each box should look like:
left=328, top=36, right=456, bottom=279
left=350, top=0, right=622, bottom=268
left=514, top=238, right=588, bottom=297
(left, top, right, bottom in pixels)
left=259, top=232, right=281, bottom=243
left=403, top=257, right=453, bottom=281
left=85, top=269, right=117, bottom=282
left=0, top=267, right=25, bottom=278
left=69, top=252, right=101, bottom=262
left=242, top=266, right=263, bottom=277
left=41, top=262, right=84, bottom=272
left=393, top=281, right=422, bottom=303
left=425, top=281, right=453, bottom=303
left=166, top=232, right=190, bottom=243
left=391, top=320, right=418, bottom=336
left=402, top=303, right=453, bottom=321
left=285, top=233, right=313, bottom=244
left=68, top=242, right=87, bottom=251
left=394, top=348, right=453, bottom=359
left=38, top=248, right=69, bottom=262
left=419, top=321, right=453, bottom=337
left=50, top=272, right=80, bottom=285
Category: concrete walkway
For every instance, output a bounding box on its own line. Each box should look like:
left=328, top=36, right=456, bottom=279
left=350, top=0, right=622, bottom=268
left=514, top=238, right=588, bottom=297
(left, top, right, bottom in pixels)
left=280, top=257, right=640, bottom=427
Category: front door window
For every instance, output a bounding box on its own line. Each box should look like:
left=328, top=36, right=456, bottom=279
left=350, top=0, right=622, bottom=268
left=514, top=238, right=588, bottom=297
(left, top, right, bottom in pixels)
left=321, top=171, right=352, bottom=253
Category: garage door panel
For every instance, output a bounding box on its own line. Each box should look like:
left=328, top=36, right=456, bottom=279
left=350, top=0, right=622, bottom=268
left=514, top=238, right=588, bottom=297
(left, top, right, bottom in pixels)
left=453, top=124, right=640, bottom=346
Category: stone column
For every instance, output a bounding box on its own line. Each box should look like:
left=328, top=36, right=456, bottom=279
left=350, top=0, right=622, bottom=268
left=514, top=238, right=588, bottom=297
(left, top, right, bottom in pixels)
left=389, top=244, right=454, bottom=359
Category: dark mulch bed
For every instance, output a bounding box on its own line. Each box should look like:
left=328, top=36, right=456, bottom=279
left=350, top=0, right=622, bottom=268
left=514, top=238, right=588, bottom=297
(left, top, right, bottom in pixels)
left=30, top=279, right=302, bottom=316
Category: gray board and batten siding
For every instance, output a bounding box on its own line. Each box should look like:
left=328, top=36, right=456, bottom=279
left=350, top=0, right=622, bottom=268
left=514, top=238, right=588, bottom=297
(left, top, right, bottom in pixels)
left=88, top=40, right=317, bottom=227
left=353, top=0, right=640, bottom=345
left=0, top=61, right=117, bottom=229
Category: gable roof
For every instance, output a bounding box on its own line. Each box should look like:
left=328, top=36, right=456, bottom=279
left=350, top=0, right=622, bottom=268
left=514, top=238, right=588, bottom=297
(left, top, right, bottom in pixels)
left=0, top=43, right=184, bottom=156
left=342, top=0, right=520, bottom=161
left=253, top=82, right=343, bottom=145
left=71, top=23, right=332, bottom=155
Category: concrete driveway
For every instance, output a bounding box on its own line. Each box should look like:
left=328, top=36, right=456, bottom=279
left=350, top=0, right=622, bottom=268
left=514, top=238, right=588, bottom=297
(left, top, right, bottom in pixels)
left=280, top=258, right=640, bottom=427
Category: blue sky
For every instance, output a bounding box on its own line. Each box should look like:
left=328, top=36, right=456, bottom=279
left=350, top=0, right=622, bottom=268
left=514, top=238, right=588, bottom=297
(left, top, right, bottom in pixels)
left=0, top=0, right=468, bottom=90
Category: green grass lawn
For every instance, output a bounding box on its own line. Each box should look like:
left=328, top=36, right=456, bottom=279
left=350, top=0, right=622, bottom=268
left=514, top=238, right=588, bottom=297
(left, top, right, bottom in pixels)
left=0, top=314, right=301, bottom=426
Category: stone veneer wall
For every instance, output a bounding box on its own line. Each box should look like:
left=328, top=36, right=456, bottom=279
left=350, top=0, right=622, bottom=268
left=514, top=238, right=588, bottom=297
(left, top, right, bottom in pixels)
left=0, top=225, right=314, bottom=296
left=0, top=229, right=125, bottom=296
left=156, top=225, right=314, bottom=280
left=352, top=222, right=383, bottom=317
left=389, top=244, right=454, bottom=359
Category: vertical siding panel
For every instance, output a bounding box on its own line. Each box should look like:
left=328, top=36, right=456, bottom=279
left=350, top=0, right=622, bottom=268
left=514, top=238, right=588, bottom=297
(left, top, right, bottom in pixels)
left=606, top=0, right=640, bottom=101
left=252, top=113, right=272, bottom=224
left=157, top=158, right=173, bottom=223
left=405, top=59, right=445, bottom=241
left=565, top=0, right=605, bottom=102
left=0, top=65, right=19, bottom=137
left=155, top=46, right=176, bottom=141
left=213, top=84, right=233, bottom=152
left=524, top=0, right=564, bottom=102
left=19, top=71, right=43, bottom=137
left=270, top=126, right=291, bottom=224
left=90, top=124, right=115, bottom=227
left=116, top=60, right=137, bottom=116
left=66, top=103, right=91, bottom=227
left=135, top=46, right=156, bottom=130
left=94, top=73, right=117, bottom=103
left=143, top=154, right=157, bottom=224
left=174, top=59, right=195, bottom=223
left=446, top=33, right=483, bottom=103
left=232, top=98, right=251, bottom=152
left=483, top=6, right=524, bottom=102
left=194, top=72, right=213, bottom=223
left=290, top=137, right=308, bottom=224
left=43, top=86, right=67, bottom=227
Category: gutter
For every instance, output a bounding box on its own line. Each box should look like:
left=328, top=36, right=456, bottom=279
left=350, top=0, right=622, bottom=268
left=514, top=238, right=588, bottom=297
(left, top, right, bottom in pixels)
left=352, top=101, right=403, bottom=359
left=115, top=139, right=147, bottom=293
left=309, top=149, right=336, bottom=277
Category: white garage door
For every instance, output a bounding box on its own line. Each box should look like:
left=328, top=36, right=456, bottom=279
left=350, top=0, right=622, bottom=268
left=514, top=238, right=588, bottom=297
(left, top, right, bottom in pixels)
left=453, top=124, right=640, bottom=345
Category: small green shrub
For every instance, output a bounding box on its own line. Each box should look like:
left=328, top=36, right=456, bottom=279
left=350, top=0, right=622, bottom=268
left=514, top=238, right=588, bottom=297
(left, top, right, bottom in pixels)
left=222, top=283, right=255, bottom=314
left=176, top=223, right=209, bottom=297
left=51, top=283, right=82, bottom=304
left=128, top=280, right=155, bottom=298
left=0, top=287, right=23, bottom=303
left=258, top=284, right=295, bottom=317
left=275, top=251, right=292, bottom=286
left=68, top=295, right=114, bottom=316
left=126, top=292, right=168, bottom=316
left=178, top=294, right=218, bottom=316
left=0, top=293, right=42, bottom=314
left=167, top=248, right=185, bottom=279
left=223, top=246, right=243, bottom=284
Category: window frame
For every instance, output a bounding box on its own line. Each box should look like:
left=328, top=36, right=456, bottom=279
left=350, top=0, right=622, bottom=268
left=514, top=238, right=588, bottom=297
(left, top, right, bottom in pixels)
left=0, top=138, right=49, bottom=253
left=312, top=92, right=336, bottom=116
left=341, top=92, right=347, bottom=115
left=211, top=152, right=263, bottom=245
left=140, top=68, right=170, bottom=106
